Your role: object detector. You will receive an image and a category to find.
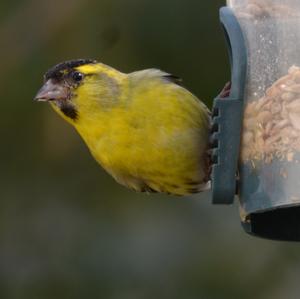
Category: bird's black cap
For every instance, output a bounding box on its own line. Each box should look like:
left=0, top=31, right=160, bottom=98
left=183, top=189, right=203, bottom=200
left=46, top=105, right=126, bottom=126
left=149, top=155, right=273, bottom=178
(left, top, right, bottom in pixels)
left=45, top=59, right=97, bottom=81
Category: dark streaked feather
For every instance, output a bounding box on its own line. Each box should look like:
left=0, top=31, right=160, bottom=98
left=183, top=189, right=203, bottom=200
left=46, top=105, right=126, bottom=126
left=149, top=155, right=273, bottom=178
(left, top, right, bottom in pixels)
left=163, top=74, right=183, bottom=85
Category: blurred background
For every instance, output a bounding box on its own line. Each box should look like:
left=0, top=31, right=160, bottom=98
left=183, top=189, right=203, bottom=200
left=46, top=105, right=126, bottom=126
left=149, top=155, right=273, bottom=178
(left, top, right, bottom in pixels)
left=1, top=0, right=300, bottom=298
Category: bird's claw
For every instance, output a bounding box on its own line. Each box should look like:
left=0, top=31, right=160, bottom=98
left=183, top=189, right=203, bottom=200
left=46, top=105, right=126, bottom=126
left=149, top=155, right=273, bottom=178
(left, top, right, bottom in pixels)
left=219, top=82, right=231, bottom=98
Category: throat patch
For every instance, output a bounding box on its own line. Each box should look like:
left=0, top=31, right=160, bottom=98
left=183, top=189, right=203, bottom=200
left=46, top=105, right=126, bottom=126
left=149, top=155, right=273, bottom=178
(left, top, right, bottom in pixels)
left=58, top=101, right=78, bottom=120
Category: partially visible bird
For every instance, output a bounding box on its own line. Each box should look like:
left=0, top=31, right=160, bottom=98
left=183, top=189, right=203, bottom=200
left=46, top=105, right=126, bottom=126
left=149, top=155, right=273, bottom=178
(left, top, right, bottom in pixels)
left=35, top=59, right=211, bottom=195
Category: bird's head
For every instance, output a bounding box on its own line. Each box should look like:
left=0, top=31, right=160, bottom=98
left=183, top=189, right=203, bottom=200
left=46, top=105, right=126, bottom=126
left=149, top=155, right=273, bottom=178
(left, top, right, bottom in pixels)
left=35, top=59, right=123, bottom=125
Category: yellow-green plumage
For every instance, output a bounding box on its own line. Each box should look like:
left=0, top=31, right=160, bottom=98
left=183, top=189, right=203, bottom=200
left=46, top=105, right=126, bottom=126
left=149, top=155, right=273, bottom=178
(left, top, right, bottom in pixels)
left=36, top=60, right=211, bottom=195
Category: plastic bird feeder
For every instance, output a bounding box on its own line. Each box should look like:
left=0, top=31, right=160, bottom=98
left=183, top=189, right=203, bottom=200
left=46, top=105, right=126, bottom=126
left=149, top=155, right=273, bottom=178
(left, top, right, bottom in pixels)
left=212, top=0, right=300, bottom=241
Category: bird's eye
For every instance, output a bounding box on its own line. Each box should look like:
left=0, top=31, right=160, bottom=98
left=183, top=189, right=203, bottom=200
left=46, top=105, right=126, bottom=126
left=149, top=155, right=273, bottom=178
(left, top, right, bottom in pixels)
left=72, top=71, right=84, bottom=82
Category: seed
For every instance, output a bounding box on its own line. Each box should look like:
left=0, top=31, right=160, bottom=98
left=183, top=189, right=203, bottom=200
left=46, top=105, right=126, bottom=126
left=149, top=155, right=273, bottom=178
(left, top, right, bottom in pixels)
left=289, top=113, right=300, bottom=130
left=265, top=133, right=281, bottom=145
left=281, top=103, right=289, bottom=118
left=287, top=152, right=294, bottom=161
left=290, top=129, right=299, bottom=138
left=266, top=86, right=280, bottom=97
left=243, top=118, right=257, bottom=130
left=244, top=102, right=257, bottom=116
left=281, top=92, right=295, bottom=101
left=246, top=3, right=263, bottom=16
left=243, top=132, right=254, bottom=144
left=282, top=136, right=290, bottom=144
left=286, top=100, right=300, bottom=112
left=257, top=111, right=272, bottom=125
left=289, top=65, right=300, bottom=74
left=274, top=75, right=293, bottom=87
left=237, top=12, right=254, bottom=19
left=271, top=102, right=281, bottom=114
left=293, top=72, right=300, bottom=83
left=265, top=122, right=274, bottom=135
left=283, top=84, right=300, bottom=93
left=255, top=98, right=268, bottom=110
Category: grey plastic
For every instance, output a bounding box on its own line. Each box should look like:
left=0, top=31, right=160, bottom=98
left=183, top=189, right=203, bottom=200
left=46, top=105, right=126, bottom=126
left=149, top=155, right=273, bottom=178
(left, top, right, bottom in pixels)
left=211, top=7, right=247, bottom=204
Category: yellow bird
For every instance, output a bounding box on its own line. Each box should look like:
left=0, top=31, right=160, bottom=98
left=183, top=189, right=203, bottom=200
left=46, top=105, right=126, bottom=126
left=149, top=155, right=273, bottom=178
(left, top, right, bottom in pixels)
left=35, top=59, right=211, bottom=195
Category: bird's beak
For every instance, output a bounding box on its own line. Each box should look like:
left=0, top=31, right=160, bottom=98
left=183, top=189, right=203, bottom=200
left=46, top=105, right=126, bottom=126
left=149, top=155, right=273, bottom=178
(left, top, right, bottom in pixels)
left=34, top=79, right=69, bottom=102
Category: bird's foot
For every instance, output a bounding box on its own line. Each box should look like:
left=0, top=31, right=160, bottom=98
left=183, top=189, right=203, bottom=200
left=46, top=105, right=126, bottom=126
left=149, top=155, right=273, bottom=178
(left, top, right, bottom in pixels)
left=219, top=82, right=231, bottom=98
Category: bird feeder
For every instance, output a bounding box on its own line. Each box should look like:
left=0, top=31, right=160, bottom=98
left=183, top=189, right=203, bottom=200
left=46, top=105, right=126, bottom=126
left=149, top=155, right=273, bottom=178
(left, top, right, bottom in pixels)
left=212, top=0, right=300, bottom=241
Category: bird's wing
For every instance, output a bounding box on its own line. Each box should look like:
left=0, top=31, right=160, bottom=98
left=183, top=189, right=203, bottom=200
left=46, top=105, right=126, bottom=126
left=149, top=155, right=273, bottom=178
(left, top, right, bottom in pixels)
left=128, top=68, right=182, bottom=86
